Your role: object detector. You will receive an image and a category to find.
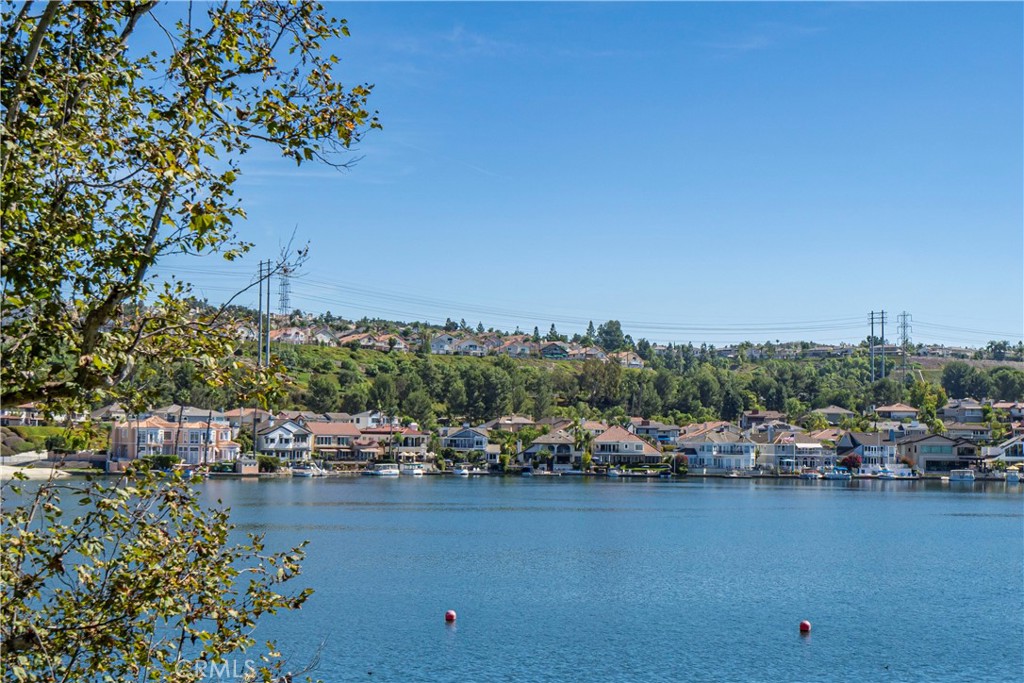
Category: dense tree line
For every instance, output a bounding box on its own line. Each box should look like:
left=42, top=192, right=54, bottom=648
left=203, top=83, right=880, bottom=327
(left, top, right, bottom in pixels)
left=139, top=345, right=1024, bottom=431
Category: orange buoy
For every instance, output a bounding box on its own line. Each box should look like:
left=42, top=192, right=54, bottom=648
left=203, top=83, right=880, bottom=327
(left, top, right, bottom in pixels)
left=445, top=610, right=457, bottom=623
left=799, top=620, right=811, bottom=633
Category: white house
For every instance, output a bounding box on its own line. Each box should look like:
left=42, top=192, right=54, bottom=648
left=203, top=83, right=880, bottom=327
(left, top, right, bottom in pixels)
left=430, top=334, right=457, bottom=355
left=679, top=429, right=758, bottom=471
left=256, top=420, right=312, bottom=463
left=591, top=426, right=662, bottom=466
left=455, top=338, right=486, bottom=357
left=442, top=426, right=491, bottom=453
left=835, top=431, right=899, bottom=475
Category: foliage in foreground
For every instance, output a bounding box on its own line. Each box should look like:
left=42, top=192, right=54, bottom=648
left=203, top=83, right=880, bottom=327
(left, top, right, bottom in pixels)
left=1, top=468, right=312, bottom=682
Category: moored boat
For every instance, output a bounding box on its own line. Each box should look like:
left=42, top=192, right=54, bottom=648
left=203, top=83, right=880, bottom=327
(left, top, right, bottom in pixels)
left=400, top=463, right=425, bottom=476
left=364, top=462, right=400, bottom=476
left=291, top=462, right=326, bottom=477
left=1006, top=468, right=1021, bottom=484
left=798, top=469, right=822, bottom=480
left=948, top=468, right=976, bottom=483
left=823, top=467, right=852, bottom=481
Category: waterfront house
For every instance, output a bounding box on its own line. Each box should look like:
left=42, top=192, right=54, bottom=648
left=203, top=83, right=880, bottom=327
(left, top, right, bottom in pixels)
left=992, top=434, right=1024, bottom=465
left=306, top=421, right=362, bottom=460
left=874, top=403, right=919, bottom=421
left=442, top=425, right=489, bottom=448
left=174, top=422, right=239, bottom=465
left=679, top=427, right=758, bottom=471
left=591, top=426, right=662, bottom=466
left=835, top=431, right=899, bottom=475
left=898, top=434, right=978, bottom=474
left=521, top=429, right=581, bottom=471
left=756, top=431, right=835, bottom=471
left=109, top=416, right=175, bottom=462
left=362, top=425, right=430, bottom=461
left=256, top=420, right=312, bottom=463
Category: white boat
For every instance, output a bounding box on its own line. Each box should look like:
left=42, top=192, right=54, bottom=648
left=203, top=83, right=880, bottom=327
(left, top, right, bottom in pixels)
left=521, top=466, right=534, bottom=477
left=453, top=463, right=471, bottom=476
left=823, top=467, right=852, bottom=481
left=400, top=463, right=425, bottom=476
left=291, top=462, right=325, bottom=477
left=607, top=468, right=622, bottom=478
left=1006, top=468, right=1021, bottom=484
left=798, top=469, right=822, bottom=480
left=364, top=463, right=400, bottom=477
left=877, top=468, right=896, bottom=480
left=949, top=469, right=976, bottom=483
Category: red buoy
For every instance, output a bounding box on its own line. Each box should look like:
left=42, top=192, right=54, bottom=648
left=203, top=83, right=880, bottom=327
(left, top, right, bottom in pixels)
left=799, top=620, right=811, bottom=633
left=445, top=610, right=457, bottom=623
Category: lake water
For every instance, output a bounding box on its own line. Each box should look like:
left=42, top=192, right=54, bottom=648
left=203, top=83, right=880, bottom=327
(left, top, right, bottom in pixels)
left=197, top=476, right=1024, bottom=683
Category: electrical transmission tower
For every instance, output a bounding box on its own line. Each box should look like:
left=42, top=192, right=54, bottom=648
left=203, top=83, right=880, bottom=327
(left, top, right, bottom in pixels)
left=898, top=311, right=912, bottom=383
left=277, top=265, right=292, bottom=316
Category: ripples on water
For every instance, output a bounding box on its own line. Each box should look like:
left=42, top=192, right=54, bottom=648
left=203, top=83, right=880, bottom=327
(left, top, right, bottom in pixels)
left=202, top=477, right=1023, bottom=682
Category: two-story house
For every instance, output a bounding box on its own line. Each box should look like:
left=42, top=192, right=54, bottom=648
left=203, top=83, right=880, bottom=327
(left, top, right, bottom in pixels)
left=591, top=426, right=662, bottom=466
left=521, top=429, right=581, bottom=471
left=835, top=431, right=899, bottom=474
left=307, top=421, right=362, bottom=460
left=430, top=334, right=457, bottom=355
left=679, top=428, right=758, bottom=471
left=874, top=403, right=919, bottom=421
left=257, top=420, right=312, bottom=463
left=898, top=433, right=978, bottom=473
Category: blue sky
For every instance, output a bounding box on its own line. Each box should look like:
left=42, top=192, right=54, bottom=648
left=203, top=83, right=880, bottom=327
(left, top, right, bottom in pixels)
left=159, top=2, right=1023, bottom=348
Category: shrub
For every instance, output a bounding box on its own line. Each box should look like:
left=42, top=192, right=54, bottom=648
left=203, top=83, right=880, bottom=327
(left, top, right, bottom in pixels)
left=257, top=455, right=282, bottom=472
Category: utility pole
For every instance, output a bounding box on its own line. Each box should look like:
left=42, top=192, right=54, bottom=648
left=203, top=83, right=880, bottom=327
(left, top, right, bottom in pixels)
left=880, top=310, right=887, bottom=380
left=257, top=261, right=264, bottom=368
left=869, top=311, right=876, bottom=383
left=264, top=260, right=272, bottom=364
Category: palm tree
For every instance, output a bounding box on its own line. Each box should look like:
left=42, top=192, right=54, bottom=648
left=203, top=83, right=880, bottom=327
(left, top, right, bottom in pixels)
left=572, top=417, right=594, bottom=471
